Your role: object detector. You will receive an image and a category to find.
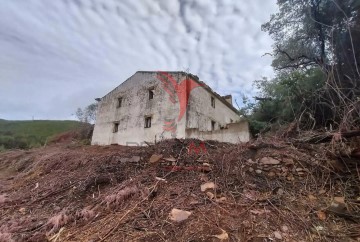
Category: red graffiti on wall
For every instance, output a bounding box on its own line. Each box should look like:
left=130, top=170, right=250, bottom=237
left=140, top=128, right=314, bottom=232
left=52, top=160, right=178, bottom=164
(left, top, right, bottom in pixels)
left=156, top=72, right=203, bottom=134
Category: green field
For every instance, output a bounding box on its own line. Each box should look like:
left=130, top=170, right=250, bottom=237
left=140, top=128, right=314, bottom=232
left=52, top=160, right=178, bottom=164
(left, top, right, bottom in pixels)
left=0, top=119, right=82, bottom=150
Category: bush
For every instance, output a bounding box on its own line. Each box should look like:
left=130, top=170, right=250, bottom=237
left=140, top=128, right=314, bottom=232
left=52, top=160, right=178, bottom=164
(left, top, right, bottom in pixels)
left=254, top=69, right=326, bottom=122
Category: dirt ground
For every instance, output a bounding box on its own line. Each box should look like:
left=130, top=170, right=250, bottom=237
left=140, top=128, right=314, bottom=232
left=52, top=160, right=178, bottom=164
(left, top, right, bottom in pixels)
left=0, top=138, right=359, bottom=242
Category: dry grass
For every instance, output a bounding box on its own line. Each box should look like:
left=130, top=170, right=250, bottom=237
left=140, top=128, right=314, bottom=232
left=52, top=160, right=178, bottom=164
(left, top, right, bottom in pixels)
left=0, top=139, right=359, bottom=241
left=46, top=210, right=72, bottom=235
left=76, top=206, right=96, bottom=221
left=0, top=194, right=7, bottom=204
left=103, top=185, right=142, bottom=208
left=0, top=232, right=14, bottom=242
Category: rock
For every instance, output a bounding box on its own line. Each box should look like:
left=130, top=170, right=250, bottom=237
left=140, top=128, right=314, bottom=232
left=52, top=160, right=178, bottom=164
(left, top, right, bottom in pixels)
left=295, top=168, right=303, bottom=172
left=286, top=176, right=295, bottom=181
left=200, top=182, right=216, bottom=192
left=163, top=156, right=176, bottom=162
left=120, top=156, right=141, bottom=163
left=149, top=154, right=163, bottom=163
left=249, top=167, right=254, bottom=172
left=169, top=208, right=192, bottom=222
left=276, top=188, right=284, bottom=196
left=247, top=158, right=255, bottom=164
left=329, top=197, right=347, bottom=213
left=268, top=171, right=276, bottom=177
left=189, top=199, right=200, bottom=205
left=215, top=197, right=227, bottom=203
left=260, top=157, right=281, bottom=165
left=19, top=207, right=26, bottom=214
left=213, top=229, right=229, bottom=240
left=318, top=189, right=326, bottom=195
left=316, top=211, right=326, bottom=220
left=206, top=192, right=215, bottom=199
left=283, top=158, right=294, bottom=165
left=119, top=157, right=128, bottom=163
left=255, top=169, right=262, bottom=174
left=334, top=197, right=345, bottom=204
left=281, top=225, right=288, bottom=232
left=131, top=156, right=141, bottom=162
left=274, top=231, right=282, bottom=240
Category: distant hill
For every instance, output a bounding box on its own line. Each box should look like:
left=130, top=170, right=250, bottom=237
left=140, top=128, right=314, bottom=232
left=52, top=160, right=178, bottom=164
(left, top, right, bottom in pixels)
left=0, top=120, right=82, bottom=150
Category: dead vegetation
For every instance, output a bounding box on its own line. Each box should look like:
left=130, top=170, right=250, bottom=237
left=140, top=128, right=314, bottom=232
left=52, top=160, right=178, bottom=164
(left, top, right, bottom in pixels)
left=0, top=194, right=8, bottom=204
left=0, top=137, right=359, bottom=241
left=46, top=210, right=71, bottom=235
left=0, top=232, right=14, bottom=242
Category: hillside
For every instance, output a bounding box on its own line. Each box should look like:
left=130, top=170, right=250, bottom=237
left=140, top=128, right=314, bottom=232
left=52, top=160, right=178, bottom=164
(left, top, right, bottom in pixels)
left=0, top=138, right=359, bottom=241
left=0, top=120, right=82, bottom=150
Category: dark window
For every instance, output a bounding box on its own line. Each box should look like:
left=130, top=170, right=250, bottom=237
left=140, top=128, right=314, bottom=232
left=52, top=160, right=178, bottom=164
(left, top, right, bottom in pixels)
left=144, top=116, right=152, bottom=128
left=117, top=97, right=122, bottom=108
left=113, top=122, right=119, bottom=133
left=211, top=96, right=215, bottom=108
left=149, top=89, right=154, bottom=100
left=211, top=121, right=216, bottom=130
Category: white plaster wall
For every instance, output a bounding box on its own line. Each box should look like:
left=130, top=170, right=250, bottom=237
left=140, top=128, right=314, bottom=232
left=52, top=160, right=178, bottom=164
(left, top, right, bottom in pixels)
left=185, top=82, right=250, bottom=143
left=91, top=72, right=187, bottom=145
left=92, top=71, right=250, bottom=145
left=186, top=86, right=241, bottom=131
left=186, top=122, right=250, bottom=143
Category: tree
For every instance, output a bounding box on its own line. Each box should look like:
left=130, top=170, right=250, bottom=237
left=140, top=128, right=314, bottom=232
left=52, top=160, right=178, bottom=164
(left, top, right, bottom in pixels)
left=261, top=0, right=360, bottom=130
left=75, top=108, right=85, bottom=122
left=84, top=103, right=97, bottom=124
left=75, top=103, right=98, bottom=124
left=262, top=0, right=358, bottom=72
left=248, top=68, right=326, bottom=131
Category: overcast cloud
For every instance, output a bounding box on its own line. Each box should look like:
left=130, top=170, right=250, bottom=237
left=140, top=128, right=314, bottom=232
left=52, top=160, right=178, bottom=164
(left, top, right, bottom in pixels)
left=0, top=0, right=277, bottom=120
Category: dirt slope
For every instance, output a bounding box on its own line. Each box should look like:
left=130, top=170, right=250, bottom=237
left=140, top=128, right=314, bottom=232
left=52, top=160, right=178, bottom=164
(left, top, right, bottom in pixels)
left=0, top=139, right=359, bottom=242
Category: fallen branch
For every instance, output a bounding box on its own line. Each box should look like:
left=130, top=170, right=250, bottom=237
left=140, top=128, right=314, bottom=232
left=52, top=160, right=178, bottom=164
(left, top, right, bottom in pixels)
left=296, top=130, right=360, bottom=144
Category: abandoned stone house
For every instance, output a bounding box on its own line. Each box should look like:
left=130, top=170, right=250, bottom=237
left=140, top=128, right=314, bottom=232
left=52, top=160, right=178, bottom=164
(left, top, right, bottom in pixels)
left=91, top=71, right=250, bottom=146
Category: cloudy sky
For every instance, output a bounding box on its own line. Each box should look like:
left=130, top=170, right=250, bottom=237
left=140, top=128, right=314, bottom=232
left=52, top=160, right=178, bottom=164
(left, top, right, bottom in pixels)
left=0, top=0, right=277, bottom=120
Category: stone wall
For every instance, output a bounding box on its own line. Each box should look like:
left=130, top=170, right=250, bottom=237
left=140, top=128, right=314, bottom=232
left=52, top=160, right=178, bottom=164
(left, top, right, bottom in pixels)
left=186, top=82, right=242, bottom=131
left=185, top=121, right=250, bottom=143
left=92, top=72, right=187, bottom=145
left=92, top=71, right=250, bottom=145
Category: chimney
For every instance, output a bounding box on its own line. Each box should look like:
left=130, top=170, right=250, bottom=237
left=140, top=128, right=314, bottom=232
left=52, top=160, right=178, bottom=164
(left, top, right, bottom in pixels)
left=222, top=95, right=232, bottom=105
